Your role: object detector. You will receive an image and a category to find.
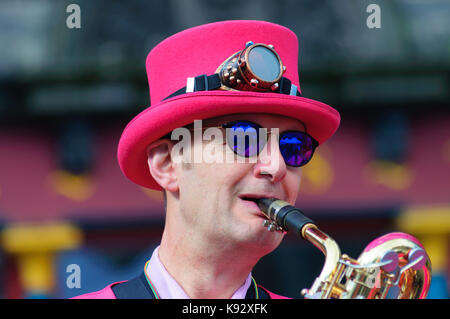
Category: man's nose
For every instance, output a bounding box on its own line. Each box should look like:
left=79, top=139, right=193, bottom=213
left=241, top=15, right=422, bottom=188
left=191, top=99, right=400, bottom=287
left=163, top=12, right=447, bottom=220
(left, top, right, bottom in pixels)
left=253, top=133, right=287, bottom=182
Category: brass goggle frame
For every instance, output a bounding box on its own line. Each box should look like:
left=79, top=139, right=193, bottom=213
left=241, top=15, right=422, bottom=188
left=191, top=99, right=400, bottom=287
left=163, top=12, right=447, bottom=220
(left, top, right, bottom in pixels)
left=215, top=41, right=287, bottom=93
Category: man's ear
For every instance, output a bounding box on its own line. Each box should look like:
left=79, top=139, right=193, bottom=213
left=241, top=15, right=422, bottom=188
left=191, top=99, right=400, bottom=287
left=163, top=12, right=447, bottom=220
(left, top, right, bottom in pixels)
left=147, top=139, right=179, bottom=193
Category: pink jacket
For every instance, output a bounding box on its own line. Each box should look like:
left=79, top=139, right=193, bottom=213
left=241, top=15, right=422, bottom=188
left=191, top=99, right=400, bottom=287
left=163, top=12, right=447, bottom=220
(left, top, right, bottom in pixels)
left=73, top=281, right=289, bottom=299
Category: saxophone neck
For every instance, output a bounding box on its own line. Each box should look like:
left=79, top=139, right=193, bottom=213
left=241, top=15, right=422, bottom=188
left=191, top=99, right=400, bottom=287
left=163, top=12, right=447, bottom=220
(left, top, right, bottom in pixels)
left=302, top=224, right=343, bottom=299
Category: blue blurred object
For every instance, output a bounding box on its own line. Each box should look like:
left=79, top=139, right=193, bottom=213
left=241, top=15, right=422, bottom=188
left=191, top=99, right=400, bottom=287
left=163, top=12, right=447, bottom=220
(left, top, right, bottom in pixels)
left=59, top=120, right=94, bottom=175
left=54, top=244, right=157, bottom=299
left=372, top=110, right=409, bottom=163
left=26, top=292, right=50, bottom=299
left=428, top=272, right=449, bottom=299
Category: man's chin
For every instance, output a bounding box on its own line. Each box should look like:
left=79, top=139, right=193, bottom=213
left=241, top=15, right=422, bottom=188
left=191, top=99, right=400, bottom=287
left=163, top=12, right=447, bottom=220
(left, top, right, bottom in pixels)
left=237, top=226, right=284, bottom=252
left=227, top=205, right=285, bottom=249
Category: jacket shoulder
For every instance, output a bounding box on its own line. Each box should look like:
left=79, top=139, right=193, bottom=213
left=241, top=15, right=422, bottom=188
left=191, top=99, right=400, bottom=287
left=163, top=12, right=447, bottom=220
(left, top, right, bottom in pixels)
left=258, top=285, right=291, bottom=299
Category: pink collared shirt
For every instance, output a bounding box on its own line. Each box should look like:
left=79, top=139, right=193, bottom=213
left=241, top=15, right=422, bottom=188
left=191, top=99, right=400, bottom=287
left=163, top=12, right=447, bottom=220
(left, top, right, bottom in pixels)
left=146, top=245, right=253, bottom=299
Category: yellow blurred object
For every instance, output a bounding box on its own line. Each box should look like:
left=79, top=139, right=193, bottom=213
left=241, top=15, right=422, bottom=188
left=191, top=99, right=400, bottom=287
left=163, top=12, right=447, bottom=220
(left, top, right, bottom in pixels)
left=1, top=221, right=83, bottom=254
left=420, top=235, right=448, bottom=273
left=16, top=253, right=55, bottom=294
left=1, top=221, right=83, bottom=297
left=398, top=206, right=450, bottom=236
left=302, top=148, right=334, bottom=194
left=398, top=206, right=450, bottom=273
left=47, top=170, right=96, bottom=201
left=365, top=160, right=414, bottom=190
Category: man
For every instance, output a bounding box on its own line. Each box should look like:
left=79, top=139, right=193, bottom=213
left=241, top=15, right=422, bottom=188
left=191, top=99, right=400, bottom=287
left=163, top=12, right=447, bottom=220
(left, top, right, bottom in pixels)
left=74, top=20, right=340, bottom=299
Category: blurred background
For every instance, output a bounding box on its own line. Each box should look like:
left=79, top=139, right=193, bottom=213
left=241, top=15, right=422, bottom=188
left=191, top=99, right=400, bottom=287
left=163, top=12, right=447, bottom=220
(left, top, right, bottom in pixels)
left=0, top=0, right=448, bottom=299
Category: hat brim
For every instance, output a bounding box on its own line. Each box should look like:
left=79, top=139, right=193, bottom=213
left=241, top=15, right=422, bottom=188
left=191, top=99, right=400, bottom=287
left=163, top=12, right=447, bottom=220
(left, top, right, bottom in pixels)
left=118, top=90, right=340, bottom=190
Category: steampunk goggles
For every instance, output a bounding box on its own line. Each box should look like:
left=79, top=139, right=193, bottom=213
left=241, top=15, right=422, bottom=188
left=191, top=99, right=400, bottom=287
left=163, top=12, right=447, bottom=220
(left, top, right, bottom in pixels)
left=163, top=41, right=301, bottom=101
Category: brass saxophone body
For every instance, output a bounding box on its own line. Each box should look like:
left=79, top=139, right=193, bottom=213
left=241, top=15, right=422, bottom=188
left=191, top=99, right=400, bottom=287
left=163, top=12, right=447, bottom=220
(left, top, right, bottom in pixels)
left=255, top=198, right=432, bottom=299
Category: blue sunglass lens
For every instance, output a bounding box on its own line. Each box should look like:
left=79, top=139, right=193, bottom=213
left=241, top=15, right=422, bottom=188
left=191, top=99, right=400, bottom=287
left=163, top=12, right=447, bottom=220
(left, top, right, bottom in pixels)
left=279, top=131, right=315, bottom=167
left=226, top=122, right=263, bottom=157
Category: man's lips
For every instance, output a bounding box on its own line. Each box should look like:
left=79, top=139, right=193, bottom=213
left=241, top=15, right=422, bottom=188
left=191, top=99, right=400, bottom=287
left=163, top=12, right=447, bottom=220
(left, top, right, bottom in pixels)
left=238, top=194, right=279, bottom=218
left=238, top=194, right=281, bottom=202
left=239, top=197, right=261, bottom=210
left=239, top=199, right=268, bottom=220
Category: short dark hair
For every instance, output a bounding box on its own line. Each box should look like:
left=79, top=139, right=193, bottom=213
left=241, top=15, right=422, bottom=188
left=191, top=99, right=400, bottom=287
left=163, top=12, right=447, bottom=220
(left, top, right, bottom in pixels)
left=163, top=189, right=167, bottom=210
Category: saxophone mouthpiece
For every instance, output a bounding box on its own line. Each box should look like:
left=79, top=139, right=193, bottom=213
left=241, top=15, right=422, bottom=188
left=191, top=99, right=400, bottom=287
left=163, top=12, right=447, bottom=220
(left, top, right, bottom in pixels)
left=252, top=198, right=314, bottom=237
left=253, top=198, right=276, bottom=215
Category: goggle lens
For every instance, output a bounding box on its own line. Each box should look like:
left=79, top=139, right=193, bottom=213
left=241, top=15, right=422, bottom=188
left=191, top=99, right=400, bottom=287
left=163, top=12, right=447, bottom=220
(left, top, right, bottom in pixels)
left=248, top=46, right=281, bottom=82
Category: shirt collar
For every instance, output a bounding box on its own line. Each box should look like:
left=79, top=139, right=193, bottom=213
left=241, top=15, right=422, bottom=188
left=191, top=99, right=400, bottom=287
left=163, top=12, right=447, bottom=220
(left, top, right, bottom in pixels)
left=146, top=245, right=253, bottom=299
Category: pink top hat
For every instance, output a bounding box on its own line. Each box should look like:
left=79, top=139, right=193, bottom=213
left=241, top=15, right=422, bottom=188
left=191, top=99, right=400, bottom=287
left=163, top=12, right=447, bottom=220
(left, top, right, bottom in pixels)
left=118, top=20, right=341, bottom=190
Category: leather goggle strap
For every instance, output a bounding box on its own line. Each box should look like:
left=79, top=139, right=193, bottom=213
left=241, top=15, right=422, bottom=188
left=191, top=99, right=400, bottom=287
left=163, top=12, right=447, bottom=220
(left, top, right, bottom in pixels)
left=278, top=77, right=300, bottom=97
left=162, top=74, right=302, bottom=101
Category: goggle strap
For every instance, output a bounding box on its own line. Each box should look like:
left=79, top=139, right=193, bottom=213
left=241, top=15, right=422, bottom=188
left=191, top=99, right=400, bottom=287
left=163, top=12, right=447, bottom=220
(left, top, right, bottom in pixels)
left=163, top=74, right=222, bottom=101
left=279, top=77, right=299, bottom=96
left=162, top=74, right=302, bottom=101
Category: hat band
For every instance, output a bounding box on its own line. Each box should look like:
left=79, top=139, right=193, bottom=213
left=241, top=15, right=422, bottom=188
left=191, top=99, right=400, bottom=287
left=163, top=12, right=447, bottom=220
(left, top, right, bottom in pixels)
left=162, top=73, right=301, bottom=101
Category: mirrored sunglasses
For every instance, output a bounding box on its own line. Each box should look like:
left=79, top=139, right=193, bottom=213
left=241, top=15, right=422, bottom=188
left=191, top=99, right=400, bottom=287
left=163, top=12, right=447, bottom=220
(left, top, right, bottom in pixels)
left=222, top=120, right=318, bottom=167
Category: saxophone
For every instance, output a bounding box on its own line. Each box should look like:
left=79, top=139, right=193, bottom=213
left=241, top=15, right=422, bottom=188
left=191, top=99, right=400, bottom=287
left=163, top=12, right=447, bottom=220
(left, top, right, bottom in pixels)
left=254, top=198, right=432, bottom=299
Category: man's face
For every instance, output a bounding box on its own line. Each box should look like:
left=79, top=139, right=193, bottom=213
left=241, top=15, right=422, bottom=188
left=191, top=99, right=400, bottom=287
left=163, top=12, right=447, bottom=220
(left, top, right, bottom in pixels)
left=171, top=113, right=305, bottom=253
